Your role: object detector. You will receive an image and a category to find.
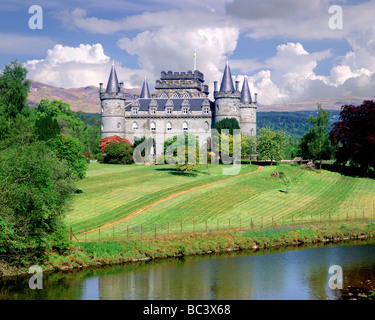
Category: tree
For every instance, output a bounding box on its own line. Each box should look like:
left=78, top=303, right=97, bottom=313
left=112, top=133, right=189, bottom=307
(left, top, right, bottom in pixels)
left=213, top=117, right=240, bottom=135
left=330, top=100, right=375, bottom=175
left=0, top=141, right=76, bottom=258
left=298, top=104, right=332, bottom=169
left=241, top=134, right=257, bottom=163
left=52, top=134, right=88, bottom=179
left=103, top=140, right=134, bottom=164
left=0, top=60, right=30, bottom=120
left=100, top=135, right=133, bottom=153
left=257, top=127, right=289, bottom=165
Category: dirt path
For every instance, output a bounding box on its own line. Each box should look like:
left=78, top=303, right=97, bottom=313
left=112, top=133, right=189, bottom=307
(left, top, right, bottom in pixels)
left=78, top=166, right=265, bottom=237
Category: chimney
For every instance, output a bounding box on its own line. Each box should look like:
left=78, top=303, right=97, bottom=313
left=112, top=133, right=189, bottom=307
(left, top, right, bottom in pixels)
left=254, top=93, right=258, bottom=104
left=214, top=81, right=218, bottom=92
left=119, top=82, right=124, bottom=92
left=99, top=83, right=103, bottom=93
left=235, top=81, right=239, bottom=92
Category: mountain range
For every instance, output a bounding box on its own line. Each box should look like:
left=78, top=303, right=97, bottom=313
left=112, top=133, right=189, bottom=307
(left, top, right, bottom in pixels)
left=27, top=79, right=374, bottom=114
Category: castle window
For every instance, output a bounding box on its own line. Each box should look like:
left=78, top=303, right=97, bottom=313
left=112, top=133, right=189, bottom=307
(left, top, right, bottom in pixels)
left=183, top=108, right=188, bottom=114
left=117, top=122, right=122, bottom=129
left=166, top=122, right=172, bottom=131
left=150, top=122, right=156, bottom=131
left=132, top=122, right=138, bottom=131
left=171, top=91, right=180, bottom=98
left=183, top=91, right=192, bottom=98
left=166, top=108, right=172, bottom=114
left=203, top=107, right=209, bottom=114
left=150, top=108, right=156, bottom=114
left=132, top=108, right=138, bottom=115
left=183, top=122, right=188, bottom=132
left=101, top=123, right=104, bottom=131
left=233, top=105, right=236, bottom=111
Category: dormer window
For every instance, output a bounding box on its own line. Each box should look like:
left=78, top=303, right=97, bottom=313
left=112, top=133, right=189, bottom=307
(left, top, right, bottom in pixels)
left=150, top=108, right=156, bottom=115
left=203, top=107, right=209, bottom=114
left=132, top=108, right=138, bottom=115
left=183, top=108, right=188, bottom=114
left=166, top=108, right=172, bottom=114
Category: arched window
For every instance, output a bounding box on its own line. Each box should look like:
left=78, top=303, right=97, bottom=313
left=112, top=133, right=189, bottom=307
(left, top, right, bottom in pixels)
left=183, top=121, right=188, bottom=132
left=117, top=122, right=122, bottom=129
left=101, top=123, right=104, bottom=131
left=150, top=121, right=156, bottom=131
left=132, top=121, right=138, bottom=131
left=204, top=121, right=209, bottom=131
left=166, top=122, right=172, bottom=131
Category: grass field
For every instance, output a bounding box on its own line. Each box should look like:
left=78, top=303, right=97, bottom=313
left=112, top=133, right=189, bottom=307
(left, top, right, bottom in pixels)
left=66, top=162, right=375, bottom=242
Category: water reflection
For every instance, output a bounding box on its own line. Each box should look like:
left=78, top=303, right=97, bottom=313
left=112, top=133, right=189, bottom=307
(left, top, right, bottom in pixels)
left=1, top=240, right=374, bottom=300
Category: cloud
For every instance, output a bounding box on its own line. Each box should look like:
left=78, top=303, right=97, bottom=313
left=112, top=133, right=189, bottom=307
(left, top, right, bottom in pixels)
left=54, top=7, right=223, bottom=34
left=117, top=26, right=240, bottom=95
left=25, top=43, right=146, bottom=89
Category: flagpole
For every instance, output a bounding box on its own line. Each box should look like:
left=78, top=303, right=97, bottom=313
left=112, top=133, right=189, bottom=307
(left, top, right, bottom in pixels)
left=193, top=49, right=196, bottom=71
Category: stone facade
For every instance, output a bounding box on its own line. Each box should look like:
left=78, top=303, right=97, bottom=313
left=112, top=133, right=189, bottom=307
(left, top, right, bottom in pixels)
left=100, top=63, right=257, bottom=156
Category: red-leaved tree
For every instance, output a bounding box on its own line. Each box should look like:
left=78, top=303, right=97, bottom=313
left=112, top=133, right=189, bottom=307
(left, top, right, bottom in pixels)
left=330, top=100, right=375, bottom=175
left=99, top=135, right=133, bottom=153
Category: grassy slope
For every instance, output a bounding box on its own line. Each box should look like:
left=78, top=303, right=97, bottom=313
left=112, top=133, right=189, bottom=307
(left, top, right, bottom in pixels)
left=66, top=163, right=375, bottom=242
left=66, top=163, right=259, bottom=235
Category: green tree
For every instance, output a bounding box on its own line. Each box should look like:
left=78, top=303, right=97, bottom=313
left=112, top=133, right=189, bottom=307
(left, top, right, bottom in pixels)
left=103, top=140, right=134, bottom=164
left=0, top=60, right=30, bottom=120
left=241, top=134, right=257, bottom=163
left=52, top=134, right=88, bottom=179
left=257, top=127, right=289, bottom=165
left=298, top=104, right=332, bottom=169
left=213, top=117, right=240, bottom=135
left=0, top=141, right=76, bottom=259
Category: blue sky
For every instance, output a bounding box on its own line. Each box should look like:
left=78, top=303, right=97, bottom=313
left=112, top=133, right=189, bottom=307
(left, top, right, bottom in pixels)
left=1, top=0, right=375, bottom=105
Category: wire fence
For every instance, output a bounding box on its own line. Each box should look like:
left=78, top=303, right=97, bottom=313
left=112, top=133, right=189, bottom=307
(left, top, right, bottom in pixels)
left=70, top=210, right=375, bottom=243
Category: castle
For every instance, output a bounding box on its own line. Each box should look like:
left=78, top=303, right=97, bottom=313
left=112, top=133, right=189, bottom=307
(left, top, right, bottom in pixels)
left=100, top=63, right=257, bottom=156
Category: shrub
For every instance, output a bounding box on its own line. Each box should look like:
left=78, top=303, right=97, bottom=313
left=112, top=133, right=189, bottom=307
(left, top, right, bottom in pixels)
left=103, top=140, right=134, bottom=164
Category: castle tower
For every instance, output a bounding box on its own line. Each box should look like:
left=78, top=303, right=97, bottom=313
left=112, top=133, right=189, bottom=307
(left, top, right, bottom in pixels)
left=239, top=76, right=257, bottom=136
left=213, top=62, right=241, bottom=126
left=100, top=63, right=126, bottom=139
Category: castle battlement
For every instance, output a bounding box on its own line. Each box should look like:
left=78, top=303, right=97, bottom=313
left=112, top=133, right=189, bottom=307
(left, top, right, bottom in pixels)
left=160, top=70, right=204, bottom=83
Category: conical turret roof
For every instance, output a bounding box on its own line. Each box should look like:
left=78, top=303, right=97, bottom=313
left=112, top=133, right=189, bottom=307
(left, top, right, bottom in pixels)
left=140, top=78, right=151, bottom=98
left=106, top=63, right=120, bottom=93
left=241, top=77, right=252, bottom=104
left=220, top=62, right=235, bottom=92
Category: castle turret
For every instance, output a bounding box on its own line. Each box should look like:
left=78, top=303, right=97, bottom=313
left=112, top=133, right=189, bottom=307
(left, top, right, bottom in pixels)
left=140, top=78, right=151, bottom=98
left=100, top=63, right=126, bottom=139
left=214, top=62, right=241, bottom=126
left=239, top=76, right=257, bottom=136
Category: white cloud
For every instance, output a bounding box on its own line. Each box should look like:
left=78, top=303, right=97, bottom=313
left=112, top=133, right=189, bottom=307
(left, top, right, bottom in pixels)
left=25, top=43, right=146, bottom=89
left=117, top=26, right=240, bottom=95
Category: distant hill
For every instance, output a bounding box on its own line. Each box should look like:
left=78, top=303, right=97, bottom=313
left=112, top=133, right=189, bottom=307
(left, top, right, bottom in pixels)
left=27, top=80, right=144, bottom=113
left=26, top=79, right=374, bottom=114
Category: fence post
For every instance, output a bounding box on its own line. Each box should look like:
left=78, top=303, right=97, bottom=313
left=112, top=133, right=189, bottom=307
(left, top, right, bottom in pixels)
left=240, top=218, right=242, bottom=232
left=217, top=219, right=219, bottom=232
left=261, top=216, right=263, bottom=228
left=155, top=225, right=157, bottom=239
left=113, top=225, right=114, bottom=241
left=127, top=225, right=129, bottom=240
left=168, top=222, right=170, bottom=237
left=229, top=218, right=231, bottom=231
left=85, top=228, right=87, bottom=242
left=141, top=224, right=143, bottom=239
left=181, top=222, right=183, bottom=235
left=70, top=227, right=73, bottom=241
left=98, top=227, right=101, bottom=241
left=205, top=220, right=207, bottom=233
left=193, top=221, right=195, bottom=234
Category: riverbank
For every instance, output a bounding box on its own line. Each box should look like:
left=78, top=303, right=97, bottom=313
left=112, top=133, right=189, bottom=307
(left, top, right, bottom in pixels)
left=1, top=221, right=374, bottom=279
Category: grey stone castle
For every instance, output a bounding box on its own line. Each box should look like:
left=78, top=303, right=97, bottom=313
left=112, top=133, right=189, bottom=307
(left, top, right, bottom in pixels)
left=100, top=62, right=257, bottom=156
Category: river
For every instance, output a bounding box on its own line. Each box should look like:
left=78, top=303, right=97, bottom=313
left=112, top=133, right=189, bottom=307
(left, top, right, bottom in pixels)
left=1, top=240, right=374, bottom=300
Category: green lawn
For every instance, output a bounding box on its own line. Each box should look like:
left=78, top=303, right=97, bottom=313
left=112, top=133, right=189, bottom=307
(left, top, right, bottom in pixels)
left=66, top=162, right=375, bottom=241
